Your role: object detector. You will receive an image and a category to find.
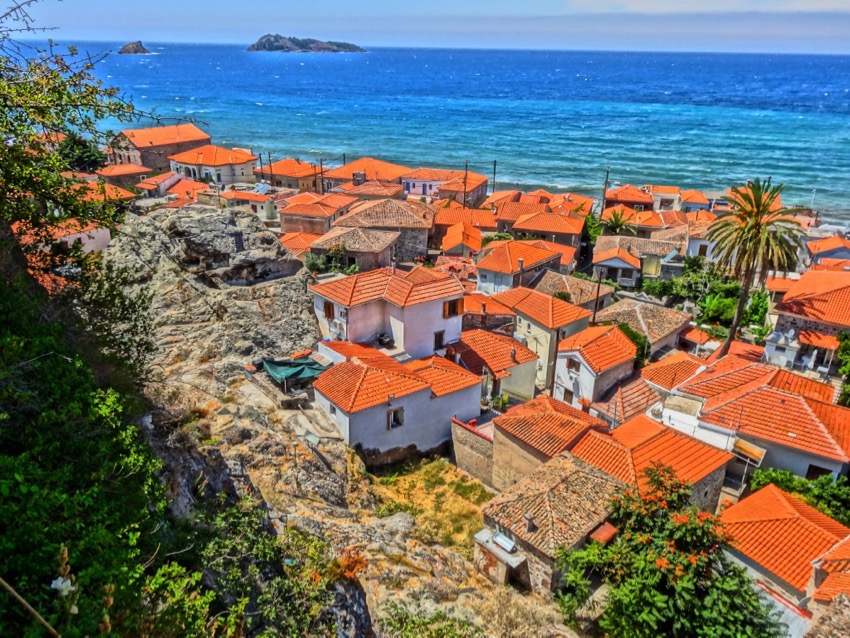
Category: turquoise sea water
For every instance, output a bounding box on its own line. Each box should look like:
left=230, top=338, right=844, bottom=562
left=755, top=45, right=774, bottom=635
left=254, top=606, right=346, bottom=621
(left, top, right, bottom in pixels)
left=80, top=43, right=850, bottom=222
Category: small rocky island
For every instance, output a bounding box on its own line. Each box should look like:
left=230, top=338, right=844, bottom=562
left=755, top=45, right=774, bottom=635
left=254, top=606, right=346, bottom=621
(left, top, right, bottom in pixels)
left=248, top=34, right=365, bottom=53
left=118, top=41, right=151, bottom=54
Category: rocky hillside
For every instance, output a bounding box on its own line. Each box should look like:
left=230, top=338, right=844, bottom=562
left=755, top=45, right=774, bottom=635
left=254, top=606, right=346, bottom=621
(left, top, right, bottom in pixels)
left=248, top=33, right=365, bottom=53
left=104, top=204, right=574, bottom=637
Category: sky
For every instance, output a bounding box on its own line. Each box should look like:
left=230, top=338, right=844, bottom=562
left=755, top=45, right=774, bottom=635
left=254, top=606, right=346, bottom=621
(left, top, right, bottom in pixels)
left=20, top=0, right=850, bottom=53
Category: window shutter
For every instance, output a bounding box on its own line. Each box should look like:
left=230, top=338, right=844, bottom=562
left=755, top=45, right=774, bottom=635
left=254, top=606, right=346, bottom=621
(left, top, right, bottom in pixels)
left=456, top=297, right=464, bottom=315
left=443, top=301, right=449, bottom=319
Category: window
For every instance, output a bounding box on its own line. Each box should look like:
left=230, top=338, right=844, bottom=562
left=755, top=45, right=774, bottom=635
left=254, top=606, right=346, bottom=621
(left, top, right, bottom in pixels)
left=329, top=405, right=336, bottom=415
left=434, top=330, right=445, bottom=350
left=443, top=298, right=462, bottom=318
left=806, top=465, right=832, bottom=480
left=567, top=358, right=581, bottom=372
left=323, top=301, right=335, bottom=320
left=634, top=205, right=644, bottom=212
left=481, top=273, right=488, bottom=280
left=387, top=407, right=404, bottom=429
left=563, top=388, right=574, bottom=404
left=698, top=244, right=708, bottom=257
left=526, top=322, right=531, bottom=333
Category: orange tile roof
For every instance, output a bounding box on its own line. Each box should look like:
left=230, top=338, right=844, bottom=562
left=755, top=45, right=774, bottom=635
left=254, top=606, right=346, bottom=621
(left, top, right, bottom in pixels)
left=595, top=299, right=692, bottom=345
left=285, top=192, right=322, bottom=205
left=281, top=202, right=337, bottom=218
left=819, top=535, right=850, bottom=575
left=320, top=193, right=359, bottom=209
left=336, top=199, right=433, bottom=229
left=136, top=170, right=176, bottom=190
left=166, top=179, right=209, bottom=199
left=314, top=360, right=429, bottom=413
left=765, top=275, right=799, bottom=293
left=812, top=258, right=850, bottom=272
left=680, top=325, right=711, bottom=345
left=168, top=144, right=257, bottom=166
left=461, top=292, right=515, bottom=317
left=494, top=395, right=607, bottom=458
left=549, top=192, right=595, bottom=215
left=808, top=236, right=850, bottom=256
left=704, top=341, right=764, bottom=363
left=495, top=201, right=551, bottom=223
left=476, top=240, right=561, bottom=275
left=442, top=222, right=482, bottom=253
left=434, top=257, right=478, bottom=283
left=447, top=329, right=537, bottom=379
left=323, top=157, right=411, bottom=182
left=572, top=415, right=732, bottom=489
left=644, top=184, right=681, bottom=195
left=681, top=190, right=710, bottom=205
left=310, top=266, right=464, bottom=308
left=481, top=190, right=521, bottom=208
left=221, top=189, right=272, bottom=203
left=593, top=247, right=641, bottom=270
left=120, top=123, right=210, bottom=148
left=558, top=325, right=637, bottom=374
left=721, top=485, right=850, bottom=591
left=280, top=232, right=323, bottom=256
left=814, top=572, right=850, bottom=603
left=434, top=206, right=499, bottom=231
left=605, top=184, right=654, bottom=204
left=641, top=351, right=704, bottom=390
left=71, top=181, right=136, bottom=202
left=345, top=180, right=404, bottom=198
left=776, top=271, right=850, bottom=329
left=438, top=172, right=489, bottom=194
left=402, top=356, right=481, bottom=397
left=512, top=212, right=585, bottom=236
left=686, top=209, right=716, bottom=223
left=799, top=330, right=841, bottom=351
left=591, top=375, right=663, bottom=425
left=255, top=157, right=318, bottom=179
left=96, top=163, right=150, bottom=178
left=492, top=287, right=591, bottom=330
left=520, top=240, right=576, bottom=268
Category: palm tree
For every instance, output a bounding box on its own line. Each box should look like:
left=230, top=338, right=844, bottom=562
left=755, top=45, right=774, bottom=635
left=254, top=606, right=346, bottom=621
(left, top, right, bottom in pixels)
left=707, top=177, right=804, bottom=359
left=604, top=208, right=637, bottom=236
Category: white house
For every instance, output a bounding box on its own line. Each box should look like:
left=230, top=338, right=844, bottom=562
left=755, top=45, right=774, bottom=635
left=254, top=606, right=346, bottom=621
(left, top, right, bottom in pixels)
left=310, top=266, right=465, bottom=359
left=313, top=341, right=481, bottom=459
left=476, top=241, right=562, bottom=294
left=553, top=325, right=637, bottom=408
left=402, top=167, right=489, bottom=206
left=169, top=144, right=258, bottom=186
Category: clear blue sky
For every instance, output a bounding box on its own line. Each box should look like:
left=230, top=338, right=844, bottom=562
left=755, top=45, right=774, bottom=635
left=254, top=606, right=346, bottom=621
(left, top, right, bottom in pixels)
left=23, top=0, right=850, bottom=53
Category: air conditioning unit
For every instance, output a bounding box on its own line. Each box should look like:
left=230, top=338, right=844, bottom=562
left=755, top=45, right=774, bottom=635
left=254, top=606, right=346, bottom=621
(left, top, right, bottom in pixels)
left=339, top=308, right=348, bottom=320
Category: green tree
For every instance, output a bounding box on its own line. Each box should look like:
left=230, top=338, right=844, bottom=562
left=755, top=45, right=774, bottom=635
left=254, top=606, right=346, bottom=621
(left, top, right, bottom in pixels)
left=616, top=322, right=649, bottom=368
left=553, top=291, right=572, bottom=303
left=603, top=208, right=637, bottom=236
left=751, top=468, right=850, bottom=527
left=706, top=178, right=803, bottom=359
left=555, top=466, right=783, bottom=637
left=836, top=332, right=850, bottom=407
left=55, top=132, right=107, bottom=173
left=584, top=213, right=604, bottom=245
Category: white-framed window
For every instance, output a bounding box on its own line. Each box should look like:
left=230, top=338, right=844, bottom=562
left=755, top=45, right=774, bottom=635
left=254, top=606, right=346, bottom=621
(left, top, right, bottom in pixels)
left=567, top=358, right=581, bottom=373
left=329, top=405, right=337, bottom=415
left=387, top=407, right=404, bottom=429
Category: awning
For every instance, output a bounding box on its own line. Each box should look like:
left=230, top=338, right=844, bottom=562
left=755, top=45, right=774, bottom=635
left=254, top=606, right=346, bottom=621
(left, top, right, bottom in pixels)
left=733, top=438, right=767, bottom=466
left=261, top=357, right=329, bottom=384
left=798, top=330, right=840, bottom=351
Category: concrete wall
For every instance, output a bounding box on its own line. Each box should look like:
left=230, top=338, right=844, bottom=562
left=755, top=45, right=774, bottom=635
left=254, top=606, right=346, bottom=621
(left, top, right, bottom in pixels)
left=399, top=298, right=463, bottom=359
left=517, top=315, right=589, bottom=389
left=317, top=382, right=480, bottom=453
left=477, top=269, right=511, bottom=294
left=491, top=428, right=551, bottom=491
left=282, top=213, right=334, bottom=235
left=312, top=296, right=387, bottom=342
left=687, top=238, right=716, bottom=260
left=171, top=160, right=257, bottom=185
left=752, top=437, right=845, bottom=479
left=451, top=420, right=494, bottom=486
left=500, top=359, right=538, bottom=401
left=554, top=352, right=634, bottom=408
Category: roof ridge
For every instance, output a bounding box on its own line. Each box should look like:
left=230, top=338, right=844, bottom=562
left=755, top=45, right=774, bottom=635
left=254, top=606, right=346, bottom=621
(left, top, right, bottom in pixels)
left=798, top=394, right=850, bottom=462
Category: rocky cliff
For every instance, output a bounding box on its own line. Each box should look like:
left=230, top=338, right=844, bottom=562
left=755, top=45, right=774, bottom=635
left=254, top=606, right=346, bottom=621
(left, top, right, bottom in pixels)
left=118, top=40, right=151, bottom=54
left=103, top=204, right=573, bottom=637
left=248, top=34, right=365, bottom=53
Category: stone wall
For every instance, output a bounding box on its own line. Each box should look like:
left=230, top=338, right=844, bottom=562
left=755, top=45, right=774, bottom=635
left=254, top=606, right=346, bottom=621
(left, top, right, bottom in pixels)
left=281, top=214, right=333, bottom=235
left=491, top=429, right=550, bottom=492
left=691, top=464, right=728, bottom=512
left=462, top=313, right=515, bottom=331
left=451, top=420, right=494, bottom=486
left=396, top=228, right=428, bottom=262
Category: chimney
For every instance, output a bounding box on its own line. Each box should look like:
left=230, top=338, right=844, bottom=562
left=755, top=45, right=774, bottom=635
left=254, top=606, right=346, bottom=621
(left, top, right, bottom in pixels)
left=510, top=347, right=516, bottom=362
left=481, top=302, right=487, bottom=315
left=491, top=203, right=497, bottom=215
left=391, top=260, right=397, bottom=275
left=517, top=258, right=524, bottom=272
left=524, top=514, right=536, bottom=533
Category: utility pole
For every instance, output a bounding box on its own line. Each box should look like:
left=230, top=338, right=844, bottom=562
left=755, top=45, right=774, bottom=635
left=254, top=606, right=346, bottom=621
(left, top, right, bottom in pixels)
left=267, top=152, right=273, bottom=185
left=319, top=158, right=324, bottom=195
left=462, top=161, right=468, bottom=209
left=492, top=160, right=497, bottom=195
left=592, top=266, right=603, bottom=324
left=600, top=166, right=610, bottom=218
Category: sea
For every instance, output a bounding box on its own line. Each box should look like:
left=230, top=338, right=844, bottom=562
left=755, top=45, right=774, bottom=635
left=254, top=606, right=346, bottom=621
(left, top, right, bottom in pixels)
left=75, top=42, right=850, bottom=224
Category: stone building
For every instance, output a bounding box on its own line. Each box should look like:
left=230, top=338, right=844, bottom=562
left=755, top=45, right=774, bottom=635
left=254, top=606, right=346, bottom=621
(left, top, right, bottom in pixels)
left=333, top=199, right=435, bottom=263
left=594, top=299, right=691, bottom=360
left=108, top=123, right=211, bottom=172
left=309, top=226, right=399, bottom=272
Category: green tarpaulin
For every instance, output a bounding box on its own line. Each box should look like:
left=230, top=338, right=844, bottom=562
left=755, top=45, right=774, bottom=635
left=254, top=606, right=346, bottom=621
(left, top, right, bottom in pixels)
left=262, top=358, right=328, bottom=385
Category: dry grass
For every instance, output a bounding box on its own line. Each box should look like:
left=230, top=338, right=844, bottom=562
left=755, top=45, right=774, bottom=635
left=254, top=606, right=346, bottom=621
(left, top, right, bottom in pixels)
left=370, top=458, right=493, bottom=559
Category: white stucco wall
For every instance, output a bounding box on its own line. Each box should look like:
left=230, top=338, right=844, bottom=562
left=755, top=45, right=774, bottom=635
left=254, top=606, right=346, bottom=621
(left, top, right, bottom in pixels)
left=477, top=269, right=513, bottom=294
left=553, top=353, right=634, bottom=408
left=398, top=298, right=463, bottom=358
left=63, top=227, right=111, bottom=253
left=500, top=359, right=538, bottom=401
left=687, top=238, right=716, bottom=260
left=171, top=160, right=257, bottom=185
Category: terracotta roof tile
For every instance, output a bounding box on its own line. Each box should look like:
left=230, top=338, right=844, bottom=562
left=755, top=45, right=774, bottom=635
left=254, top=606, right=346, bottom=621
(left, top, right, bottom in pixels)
left=641, top=351, right=705, bottom=390
left=345, top=180, right=404, bottom=198
left=442, top=222, right=482, bottom=253
left=494, top=395, right=607, bottom=458
left=687, top=210, right=717, bottom=224
left=605, top=184, right=654, bottom=204
left=310, top=226, right=399, bottom=254
left=434, top=206, right=499, bottom=231
left=521, top=240, right=576, bottom=268
left=481, top=190, right=522, bottom=207
left=447, top=329, right=537, bottom=379
left=310, top=266, right=463, bottom=308
left=814, top=573, right=850, bottom=603
left=776, top=270, right=850, bottom=329
left=481, top=453, right=624, bottom=557
left=166, top=179, right=209, bottom=200
left=533, top=272, right=615, bottom=307
left=559, top=325, right=637, bottom=374
left=591, top=375, right=663, bottom=425
left=280, top=232, right=324, bottom=256
left=402, top=356, right=481, bottom=396
left=704, top=341, right=764, bottom=363
left=548, top=192, right=595, bottom=214
left=477, top=240, right=561, bottom=275
left=336, top=198, right=434, bottom=229
left=721, top=485, right=850, bottom=591
left=572, top=415, right=732, bottom=489
left=512, top=212, right=584, bottom=236
left=594, top=235, right=686, bottom=259
left=220, top=189, right=271, bottom=203
left=461, top=292, right=514, bottom=317
left=168, top=144, right=257, bottom=166
left=492, top=287, right=591, bottom=330
left=812, top=258, right=850, bottom=272
left=314, top=359, right=429, bottom=413
left=681, top=190, right=710, bottom=205
left=96, top=163, right=150, bottom=178
left=765, top=274, right=799, bottom=293
left=323, top=157, right=411, bottom=182
left=799, top=330, right=840, bottom=351
left=808, top=235, right=850, bottom=256
left=680, top=326, right=711, bottom=345
left=120, top=123, right=210, bottom=148
left=644, top=184, right=681, bottom=195
left=255, top=157, right=317, bottom=179
left=593, top=246, right=641, bottom=270
left=595, top=299, right=691, bottom=344
left=434, top=257, right=478, bottom=283
left=495, top=201, right=551, bottom=223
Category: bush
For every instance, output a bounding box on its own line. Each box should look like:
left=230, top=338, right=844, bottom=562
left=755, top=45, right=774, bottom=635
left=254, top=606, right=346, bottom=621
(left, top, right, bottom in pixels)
left=750, top=468, right=850, bottom=526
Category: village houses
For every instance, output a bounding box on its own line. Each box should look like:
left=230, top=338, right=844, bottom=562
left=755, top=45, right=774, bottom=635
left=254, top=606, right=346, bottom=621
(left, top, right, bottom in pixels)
left=108, top=123, right=211, bottom=172
left=169, top=144, right=258, bottom=186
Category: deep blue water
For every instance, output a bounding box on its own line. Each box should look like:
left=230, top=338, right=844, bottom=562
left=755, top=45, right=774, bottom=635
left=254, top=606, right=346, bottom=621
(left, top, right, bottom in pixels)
left=78, top=42, right=850, bottom=222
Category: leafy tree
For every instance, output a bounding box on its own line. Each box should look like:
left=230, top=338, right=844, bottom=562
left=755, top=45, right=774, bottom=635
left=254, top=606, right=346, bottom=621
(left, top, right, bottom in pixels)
left=378, top=600, right=482, bottom=638
left=640, top=277, right=674, bottom=300
left=751, top=469, right=850, bottom=528
left=706, top=178, right=804, bottom=358
left=553, top=290, right=572, bottom=303
left=583, top=213, right=604, bottom=245
left=617, top=322, right=649, bottom=368
left=55, top=132, right=106, bottom=173
left=697, top=293, right=737, bottom=325
left=835, top=332, right=850, bottom=407
left=603, top=208, right=637, bottom=236
left=555, top=466, right=784, bottom=637
left=481, top=231, right=512, bottom=247
left=747, top=289, right=769, bottom=327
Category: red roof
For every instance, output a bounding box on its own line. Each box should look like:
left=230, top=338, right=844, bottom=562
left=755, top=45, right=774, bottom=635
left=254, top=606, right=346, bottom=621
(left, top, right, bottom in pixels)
left=121, top=123, right=210, bottom=148
left=71, top=181, right=136, bottom=202
left=481, top=190, right=522, bottom=208
left=136, top=170, right=176, bottom=190
left=402, top=356, right=481, bottom=397
left=280, top=232, right=323, bottom=256
left=447, top=329, right=537, bottom=379
left=492, top=287, right=591, bottom=330
left=494, top=395, right=607, bottom=458
left=644, top=184, right=681, bottom=195
left=495, top=201, right=551, bottom=223
left=442, top=222, right=482, bottom=253
left=96, top=163, right=150, bottom=178
left=477, top=240, right=560, bottom=275
left=593, top=247, right=641, bottom=270
left=704, top=341, right=764, bottom=363
left=605, top=184, right=654, bottom=205
left=255, top=157, right=317, bottom=179
left=681, top=189, right=710, bottom=205
left=461, top=293, right=515, bottom=317
left=512, top=212, right=584, bottom=236
left=681, top=325, right=711, bottom=345
left=812, top=258, right=850, bottom=272
left=169, top=144, right=257, bottom=166
left=221, top=189, right=272, bottom=203
left=814, top=572, right=850, bottom=603
left=799, top=330, right=840, bottom=351
left=558, top=325, right=637, bottom=374
left=434, top=206, right=499, bottom=231
left=323, top=157, right=411, bottom=182
left=777, top=270, right=850, bottom=329
left=571, top=414, right=732, bottom=489
left=721, top=485, right=850, bottom=591
left=522, top=240, right=576, bottom=268
left=766, top=275, right=799, bottom=293
left=641, top=350, right=704, bottom=391
left=310, top=266, right=464, bottom=308
left=166, top=179, right=209, bottom=199
left=549, top=192, right=595, bottom=215
left=808, top=235, right=850, bottom=256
